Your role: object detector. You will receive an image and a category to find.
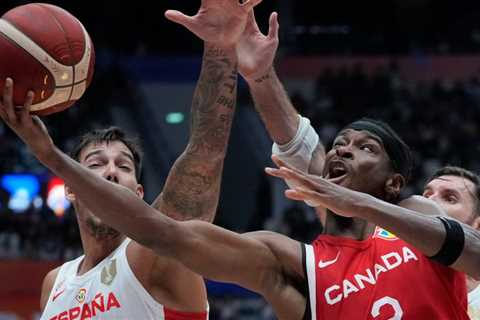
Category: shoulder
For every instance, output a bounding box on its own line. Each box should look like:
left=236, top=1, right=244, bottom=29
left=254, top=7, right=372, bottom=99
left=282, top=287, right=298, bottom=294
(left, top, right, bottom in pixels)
left=399, top=195, right=447, bottom=217
left=126, top=240, right=158, bottom=284
left=40, top=266, right=61, bottom=311
left=126, top=240, right=207, bottom=311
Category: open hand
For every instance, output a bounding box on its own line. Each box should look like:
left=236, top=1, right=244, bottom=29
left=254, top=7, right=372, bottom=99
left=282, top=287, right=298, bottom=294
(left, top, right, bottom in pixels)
left=266, top=155, right=367, bottom=218
left=237, top=11, right=279, bottom=80
left=165, top=0, right=262, bottom=47
left=0, top=78, right=54, bottom=160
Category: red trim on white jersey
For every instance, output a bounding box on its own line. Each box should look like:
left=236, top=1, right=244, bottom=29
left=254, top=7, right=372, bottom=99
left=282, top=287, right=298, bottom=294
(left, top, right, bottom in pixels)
left=164, top=308, right=208, bottom=320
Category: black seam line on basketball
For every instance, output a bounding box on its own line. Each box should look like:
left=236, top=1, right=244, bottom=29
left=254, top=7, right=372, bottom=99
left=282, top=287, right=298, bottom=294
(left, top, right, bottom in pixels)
left=34, top=4, right=76, bottom=101
left=55, top=78, right=87, bottom=89
left=0, top=19, right=73, bottom=68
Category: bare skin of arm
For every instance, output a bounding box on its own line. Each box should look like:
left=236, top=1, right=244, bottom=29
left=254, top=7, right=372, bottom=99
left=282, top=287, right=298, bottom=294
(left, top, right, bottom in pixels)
left=151, top=43, right=237, bottom=222
left=237, top=11, right=326, bottom=178
left=0, top=89, right=308, bottom=317
left=266, top=161, right=480, bottom=279
left=3, top=0, right=262, bottom=311
left=0, top=130, right=308, bottom=318
left=237, top=12, right=299, bottom=145
left=128, top=0, right=259, bottom=312
left=40, top=267, right=60, bottom=311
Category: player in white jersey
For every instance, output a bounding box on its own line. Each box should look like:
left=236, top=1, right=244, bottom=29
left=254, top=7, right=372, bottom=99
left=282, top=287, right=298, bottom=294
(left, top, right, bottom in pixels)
left=422, top=166, right=480, bottom=319
left=0, top=0, right=262, bottom=318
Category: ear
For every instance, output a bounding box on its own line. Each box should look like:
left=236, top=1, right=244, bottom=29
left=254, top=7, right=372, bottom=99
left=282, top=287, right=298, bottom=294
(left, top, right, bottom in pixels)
left=385, top=173, right=405, bottom=202
left=64, top=184, right=76, bottom=202
left=136, top=184, right=144, bottom=199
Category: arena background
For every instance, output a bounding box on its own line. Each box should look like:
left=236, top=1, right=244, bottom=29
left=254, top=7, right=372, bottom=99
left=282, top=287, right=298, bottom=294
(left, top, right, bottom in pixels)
left=1, top=1, right=480, bottom=319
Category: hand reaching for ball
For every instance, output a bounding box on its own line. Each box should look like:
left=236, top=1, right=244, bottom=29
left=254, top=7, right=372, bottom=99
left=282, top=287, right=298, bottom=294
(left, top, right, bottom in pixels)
left=165, top=0, right=262, bottom=48
left=0, top=78, right=54, bottom=161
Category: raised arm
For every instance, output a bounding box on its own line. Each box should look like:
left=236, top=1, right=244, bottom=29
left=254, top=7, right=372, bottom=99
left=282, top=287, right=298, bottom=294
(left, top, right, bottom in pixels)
left=151, top=0, right=261, bottom=222
left=237, top=11, right=297, bottom=144
left=237, top=11, right=325, bottom=180
left=266, top=161, right=480, bottom=279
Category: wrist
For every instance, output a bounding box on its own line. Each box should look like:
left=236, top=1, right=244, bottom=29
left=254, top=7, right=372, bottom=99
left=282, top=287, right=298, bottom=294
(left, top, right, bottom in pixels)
left=204, top=42, right=236, bottom=58
left=35, top=143, right=60, bottom=169
left=245, top=66, right=275, bottom=85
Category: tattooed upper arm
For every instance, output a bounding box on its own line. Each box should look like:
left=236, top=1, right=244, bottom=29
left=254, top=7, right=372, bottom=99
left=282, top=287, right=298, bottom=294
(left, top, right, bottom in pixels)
left=152, top=45, right=238, bottom=222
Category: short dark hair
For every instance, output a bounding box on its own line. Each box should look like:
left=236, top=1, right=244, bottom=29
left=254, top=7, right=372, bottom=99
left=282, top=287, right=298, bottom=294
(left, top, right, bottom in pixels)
left=69, top=127, right=143, bottom=180
left=428, top=166, right=480, bottom=215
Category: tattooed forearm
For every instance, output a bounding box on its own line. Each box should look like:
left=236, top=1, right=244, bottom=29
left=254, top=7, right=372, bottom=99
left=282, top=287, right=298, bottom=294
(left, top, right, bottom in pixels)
left=152, top=44, right=238, bottom=222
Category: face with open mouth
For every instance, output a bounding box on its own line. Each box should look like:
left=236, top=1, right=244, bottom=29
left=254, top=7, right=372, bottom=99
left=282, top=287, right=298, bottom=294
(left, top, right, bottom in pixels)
left=323, top=129, right=395, bottom=198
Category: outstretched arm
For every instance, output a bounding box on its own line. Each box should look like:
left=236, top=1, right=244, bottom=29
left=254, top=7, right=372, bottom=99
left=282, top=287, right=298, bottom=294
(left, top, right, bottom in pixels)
left=266, top=159, right=480, bottom=279
left=0, top=97, right=306, bottom=317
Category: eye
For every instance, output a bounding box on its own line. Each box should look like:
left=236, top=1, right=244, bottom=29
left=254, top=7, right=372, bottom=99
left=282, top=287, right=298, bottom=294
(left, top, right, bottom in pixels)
left=444, top=194, right=458, bottom=204
left=360, top=144, right=374, bottom=153
left=119, top=165, right=132, bottom=171
left=333, top=140, right=346, bottom=148
left=87, top=163, right=101, bottom=169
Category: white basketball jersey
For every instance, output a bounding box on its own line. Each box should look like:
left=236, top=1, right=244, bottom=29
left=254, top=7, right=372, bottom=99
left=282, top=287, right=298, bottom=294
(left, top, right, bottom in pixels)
left=41, top=239, right=208, bottom=320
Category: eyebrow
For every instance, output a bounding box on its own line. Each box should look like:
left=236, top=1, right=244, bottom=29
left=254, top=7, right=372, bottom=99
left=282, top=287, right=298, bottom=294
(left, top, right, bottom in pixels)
left=83, top=150, right=103, bottom=162
left=336, top=130, right=384, bottom=147
left=119, top=151, right=135, bottom=163
left=83, top=150, right=135, bottom=163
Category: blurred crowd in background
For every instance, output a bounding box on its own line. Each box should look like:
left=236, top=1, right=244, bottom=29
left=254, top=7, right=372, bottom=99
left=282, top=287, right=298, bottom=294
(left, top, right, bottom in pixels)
left=2, top=0, right=480, bottom=318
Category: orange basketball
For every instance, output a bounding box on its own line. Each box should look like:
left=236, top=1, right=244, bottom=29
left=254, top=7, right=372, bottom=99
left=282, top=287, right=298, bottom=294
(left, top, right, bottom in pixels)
left=0, top=3, right=95, bottom=115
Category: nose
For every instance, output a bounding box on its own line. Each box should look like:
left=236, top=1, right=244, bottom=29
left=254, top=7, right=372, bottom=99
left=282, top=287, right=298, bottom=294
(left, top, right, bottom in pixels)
left=103, top=163, right=119, bottom=183
left=335, top=145, right=354, bottom=159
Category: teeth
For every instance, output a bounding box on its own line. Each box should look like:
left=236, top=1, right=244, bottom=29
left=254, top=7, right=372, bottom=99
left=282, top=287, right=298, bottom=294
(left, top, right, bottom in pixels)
left=329, top=164, right=347, bottom=178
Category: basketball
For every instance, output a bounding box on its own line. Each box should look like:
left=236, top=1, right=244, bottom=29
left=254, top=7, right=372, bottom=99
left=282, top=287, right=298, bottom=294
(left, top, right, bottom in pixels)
left=0, top=3, right=94, bottom=116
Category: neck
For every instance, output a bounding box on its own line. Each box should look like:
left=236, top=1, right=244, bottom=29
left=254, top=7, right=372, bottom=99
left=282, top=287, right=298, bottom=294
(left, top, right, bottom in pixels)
left=77, top=221, right=125, bottom=276
left=323, top=211, right=375, bottom=240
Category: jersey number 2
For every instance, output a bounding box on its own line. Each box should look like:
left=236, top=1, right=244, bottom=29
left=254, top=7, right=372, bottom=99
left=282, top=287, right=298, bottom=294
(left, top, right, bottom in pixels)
left=371, top=296, right=403, bottom=319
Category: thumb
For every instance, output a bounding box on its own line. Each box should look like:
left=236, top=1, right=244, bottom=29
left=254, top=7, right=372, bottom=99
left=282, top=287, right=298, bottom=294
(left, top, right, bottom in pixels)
left=267, top=12, right=279, bottom=40
left=164, top=10, right=195, bottom=29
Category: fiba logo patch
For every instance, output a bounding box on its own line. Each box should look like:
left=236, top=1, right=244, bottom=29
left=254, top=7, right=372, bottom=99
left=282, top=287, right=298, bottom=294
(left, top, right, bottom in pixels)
left=101, top=259, right=117, bottom=286
left=373, top=227, right=398, bottom=241
left=76, top=288, right=86, bottom=303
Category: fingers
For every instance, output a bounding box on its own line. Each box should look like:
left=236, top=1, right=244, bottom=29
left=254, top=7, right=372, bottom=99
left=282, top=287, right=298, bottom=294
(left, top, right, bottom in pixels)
left=17, top=91, right=34, bottom=125
left=245, top=9, right=260, bottom=33
left=265, top=167, right=286, bottom=178
left=267, top=12, right=279, bottom=40
left=164, top=10, right=196, bottom=29
left=285, top=187, right=323, bottom=206
left=240, top=0, right=263, bottom=11
left=3, top=78, right=16, bottom=122
left=285, top=189, right=307, bottom=201
left=271, top=154, right=289, bottom=169
left=271, top=155, right=305, bottom=176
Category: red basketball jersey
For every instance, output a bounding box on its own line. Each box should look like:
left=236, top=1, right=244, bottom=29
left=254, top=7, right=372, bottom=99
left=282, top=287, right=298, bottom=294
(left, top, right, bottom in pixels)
left=302, top=227, right=469, bottom=319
